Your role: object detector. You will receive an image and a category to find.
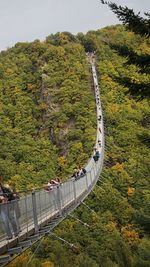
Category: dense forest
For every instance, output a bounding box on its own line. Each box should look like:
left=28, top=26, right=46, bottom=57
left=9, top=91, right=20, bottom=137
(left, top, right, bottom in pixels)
left=0, top=12, right=150, bottom=267
left=0, top=36, right=96, bottom=190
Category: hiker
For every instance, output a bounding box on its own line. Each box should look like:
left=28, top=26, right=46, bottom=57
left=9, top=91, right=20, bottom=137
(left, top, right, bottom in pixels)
left=72, top=169, right=80, bottom=180
left=98, top=115, right=102, bottom=122
left=0, top=176, right=20, bottom=239
left=44, top=177, right=61, bottom=191
left=99, top=127, right=102, bottom=133
left=44, top=180, right=53, bottom=191
left=78, top=167, right=86, bottom=177
left=51, top=177, right=61, bottom=185
left=98, top=139, right=101, bottom=147
left=93, top=148, right=100, bottom=162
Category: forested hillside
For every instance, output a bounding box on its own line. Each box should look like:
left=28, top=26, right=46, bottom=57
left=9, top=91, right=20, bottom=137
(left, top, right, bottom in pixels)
left=0, top=36, right=96, bottom=190
left=1, top=25, right=150, bottom=267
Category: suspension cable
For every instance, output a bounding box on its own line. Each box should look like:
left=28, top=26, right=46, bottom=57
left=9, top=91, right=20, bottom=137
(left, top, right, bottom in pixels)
left=95, top=184, right=105, bottom=191
left=81, top=202, right=96, bottom=213
left=68, top=214, right=90, bottom=228
left=82, top=199, right=105, bottom=218
left=49, top=232, right=78, bottom=249
left=24, top=222, right=79, bottom=267
left=24, top=236, right=44, bottom=267
left=25, top=189, right=101, bottom=267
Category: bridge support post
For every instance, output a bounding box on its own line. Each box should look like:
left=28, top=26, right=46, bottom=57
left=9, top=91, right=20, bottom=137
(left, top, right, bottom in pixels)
left=85, top=174, right=88, bottom=190
left=73, top=180, right=76, bottom=202
left=57, top=186, right=62, bottom=216
left=94, top=164, right=97, bottom=177
left=32, top=191, right=39, bottom=234
left=89, top=170, right=92, bottom=185
left=95, top=161, right=98, bottom=172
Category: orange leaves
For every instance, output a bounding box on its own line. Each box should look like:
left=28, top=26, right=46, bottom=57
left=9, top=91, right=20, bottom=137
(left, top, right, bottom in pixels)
left=111, top=163, right=124, bottom=172
left=107, top=104, right=119, bottom=114
left=41, top=261, right=55, bottom=267
left=127, top=187, right=135, bottom=196
left=121, top=225, right=140, bottom=247
left=27, top=83, right=37, bottom=92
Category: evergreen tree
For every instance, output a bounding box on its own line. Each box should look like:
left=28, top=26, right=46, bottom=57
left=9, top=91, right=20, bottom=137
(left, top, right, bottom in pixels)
left=100, top=1, right=150, bottom=36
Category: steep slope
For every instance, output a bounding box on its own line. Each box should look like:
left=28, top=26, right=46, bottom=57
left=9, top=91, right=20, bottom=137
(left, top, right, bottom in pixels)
left=0, top=37, right=96, bottom=190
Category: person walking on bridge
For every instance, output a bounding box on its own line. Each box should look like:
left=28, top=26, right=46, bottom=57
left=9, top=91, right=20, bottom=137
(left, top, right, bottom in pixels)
left=0, top=176, right=20, bottom=239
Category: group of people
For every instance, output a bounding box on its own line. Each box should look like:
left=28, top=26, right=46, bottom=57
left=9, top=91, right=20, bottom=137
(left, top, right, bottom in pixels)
left=0, top=167, right=88, bottom=241
left=71, top=167, right=86, bottom=180
left=44, top=166, right=87, bottom=193
left=0, top=176, right=21, bottom=240
left=44, top=177, right=61, bottom=191
left=90, top=53, right=102, bottom=163
left=0, top=175, right=63, bottom=240
left=91, top=54, right=102, bottom=119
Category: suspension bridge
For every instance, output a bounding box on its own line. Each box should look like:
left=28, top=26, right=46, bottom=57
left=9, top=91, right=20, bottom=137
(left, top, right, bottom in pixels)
left=0, top=55, right=104, bottom=265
